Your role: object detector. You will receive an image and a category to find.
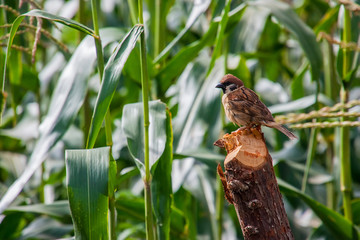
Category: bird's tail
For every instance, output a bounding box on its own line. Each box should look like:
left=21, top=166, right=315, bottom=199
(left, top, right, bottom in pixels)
left=263, top=121, right=297, bottom=140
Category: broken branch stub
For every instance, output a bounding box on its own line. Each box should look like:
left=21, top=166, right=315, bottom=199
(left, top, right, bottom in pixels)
left=214, top=128, right=294, bottom=240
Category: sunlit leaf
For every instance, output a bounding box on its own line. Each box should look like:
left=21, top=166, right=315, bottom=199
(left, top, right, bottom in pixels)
left=65, top=147, right=110, bottom=239
left=269, top=94, right=332, bottom=114
left=122, top=100, right=167, bottom=176
left=229, top=4, right=270, bottom=53
left=168, top=57, right=224, bottom=195
left=173, top=57, right=224, bottom=152
left=0, top=36, right=94, bottom=214
left=0, top=28, right=124, bottom=214
left=86, top=25, right=143, bottom=149
left=174, top=148, right=224, bottom=163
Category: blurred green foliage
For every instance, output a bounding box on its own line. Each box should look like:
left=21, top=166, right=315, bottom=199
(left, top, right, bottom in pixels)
left=0, top=0, right=360, bottom=239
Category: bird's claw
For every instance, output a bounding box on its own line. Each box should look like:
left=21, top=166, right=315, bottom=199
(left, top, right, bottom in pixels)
left=232, top=126, right=251, bottom=135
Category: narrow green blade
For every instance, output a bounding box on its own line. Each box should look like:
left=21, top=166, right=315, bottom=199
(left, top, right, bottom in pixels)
left=152, top=108, right=173, bottom=240
left=65, top=147, right=110, bottom=240
left=157, top=4, right=247, bottom=85
left=86, top=25, right=143, bottom=149
left=1, top=9, right=94, bottom=113
left=0, top=28, right=124, bottom=214
left=250, top=0, right=322, bottom=80
left=278, top=179, right=360, bottom=240
left=20, top=9, right=94, bottom=35
left=154, top=0, right=211, bottom=63
left=5, top=201, right=70, bottom=218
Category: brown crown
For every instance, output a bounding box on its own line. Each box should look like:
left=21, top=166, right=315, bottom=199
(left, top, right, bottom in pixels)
left=220, top=74, right=244, bottom=87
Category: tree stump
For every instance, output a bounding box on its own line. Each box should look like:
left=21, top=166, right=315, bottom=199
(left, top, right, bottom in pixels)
left=214, top=127, right=294, bottom=240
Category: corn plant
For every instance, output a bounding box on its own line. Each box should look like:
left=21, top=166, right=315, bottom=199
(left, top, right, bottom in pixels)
left=0, top=0, right=360, bottom=239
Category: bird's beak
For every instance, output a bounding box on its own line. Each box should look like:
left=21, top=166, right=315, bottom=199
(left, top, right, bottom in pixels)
left=215, top=83, right=225, bottom=89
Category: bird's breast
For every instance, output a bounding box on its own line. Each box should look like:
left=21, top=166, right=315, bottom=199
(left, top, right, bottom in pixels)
left=222, top=94, right=249, bottom=126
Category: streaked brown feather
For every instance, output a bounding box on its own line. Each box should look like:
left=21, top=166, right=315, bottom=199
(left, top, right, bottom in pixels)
left=217, top=74, right=297, bottom=139
left=226, top=87, right=274, bottom=124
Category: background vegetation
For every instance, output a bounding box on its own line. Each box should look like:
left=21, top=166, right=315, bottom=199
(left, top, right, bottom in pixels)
left=0, top=0, right=360, bottom=239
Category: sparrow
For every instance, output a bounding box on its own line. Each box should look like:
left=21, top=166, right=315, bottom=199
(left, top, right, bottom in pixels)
left=216, top=74, right=297, bottom=140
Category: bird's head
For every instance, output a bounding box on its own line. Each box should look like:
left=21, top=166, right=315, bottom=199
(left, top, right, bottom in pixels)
left=215, top=74, right=244, bottom=94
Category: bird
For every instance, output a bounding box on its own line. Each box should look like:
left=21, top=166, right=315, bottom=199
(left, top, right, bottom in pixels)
left=216, top=74, right=297, bottom=140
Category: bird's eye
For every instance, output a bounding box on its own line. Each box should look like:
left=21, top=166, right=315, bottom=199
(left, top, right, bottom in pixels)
left=229, top=85, right=237, bottom=91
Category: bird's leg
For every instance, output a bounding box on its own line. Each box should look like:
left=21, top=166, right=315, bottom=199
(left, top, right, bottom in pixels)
left=250, top=124, right=263, bottom=139
left=232, top=126, right=251, bottom=135
left=250, top=124, right=262, bottom=133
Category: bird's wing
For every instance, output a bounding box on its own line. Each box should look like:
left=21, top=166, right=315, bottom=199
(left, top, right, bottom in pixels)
left=227, top=87, right=274, bottom=122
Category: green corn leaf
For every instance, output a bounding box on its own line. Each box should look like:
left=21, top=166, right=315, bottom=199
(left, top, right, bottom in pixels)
left=0, top=91, right=7, bottom=117
left=0, top=28, right=124, bottom=214
left=314, top=6, right=340, bottom=34
left=154, top=0, right=211, bottom=63
left=19, top=9, right=94, bottom=36
left=86, top=25, right=143, bottom=149
left=0, top=212, right=24, bottom=240
left=1, top=9, right=94, bottom=119
left=0, top=37, right=93, bottom=214
left=278, top=179, right=360, bottom=240
left=228, top=2, right=269, bottom=54
left=65, top=147, right=110, bottom=240
left=207, top=0, right=232, bottom=76
left=157, top=24, right=216, bottom=90
left=268, top=94, right=332, bottom=114
left=15, top=217, right=73, bottom=240
left=4, top=201, right=70, bottom=218
left=291, top=62, right=308, bottom=100
left=122, top=100, right=167, bottom=176
left=152, top=108, right=173, bottom=240
left=115, top=191, right=187, bottom=239
left=157, top=4, right=247, bottom=88
left=250, top=0, right=322, bottom=80
left=174, top=58, right=224, bottom=152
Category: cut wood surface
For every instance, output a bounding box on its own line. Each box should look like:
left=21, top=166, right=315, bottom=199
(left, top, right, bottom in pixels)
left=214, top=127, right=294, bottom=240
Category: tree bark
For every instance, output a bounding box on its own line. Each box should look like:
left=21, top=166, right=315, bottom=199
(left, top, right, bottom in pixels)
left=214, top=127, right=294, bottom=240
